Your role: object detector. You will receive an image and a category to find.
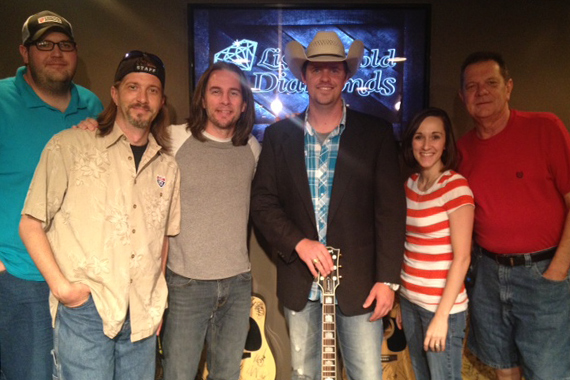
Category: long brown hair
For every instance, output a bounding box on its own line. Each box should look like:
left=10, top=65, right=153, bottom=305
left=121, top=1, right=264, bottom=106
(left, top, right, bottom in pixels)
left=97, top=83, right=171, bottom=154
left=188, top=62, right=255, bottom=146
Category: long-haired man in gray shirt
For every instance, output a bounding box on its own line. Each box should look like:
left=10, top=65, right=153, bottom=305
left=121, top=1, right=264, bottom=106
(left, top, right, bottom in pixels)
left=162, top=61, right=260, bottom=380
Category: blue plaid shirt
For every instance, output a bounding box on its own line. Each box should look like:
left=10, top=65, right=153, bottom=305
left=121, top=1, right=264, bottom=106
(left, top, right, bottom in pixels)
left=305, top=102, right=347, bottom=301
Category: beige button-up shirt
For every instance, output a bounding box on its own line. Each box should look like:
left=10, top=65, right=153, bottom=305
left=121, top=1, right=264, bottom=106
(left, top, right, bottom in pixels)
left=23, top=124, right=180, bottom=341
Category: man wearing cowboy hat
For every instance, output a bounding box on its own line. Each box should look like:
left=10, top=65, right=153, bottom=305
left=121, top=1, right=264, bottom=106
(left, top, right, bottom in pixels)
left=251, top=31, right=405, bottom=379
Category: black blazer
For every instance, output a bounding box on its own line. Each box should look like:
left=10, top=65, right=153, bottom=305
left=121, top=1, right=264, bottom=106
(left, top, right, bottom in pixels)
left=251, top=108, right=406, bottom=315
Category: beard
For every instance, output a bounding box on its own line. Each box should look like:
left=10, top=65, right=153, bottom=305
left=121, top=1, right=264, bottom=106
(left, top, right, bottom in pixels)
left=206, top=109, right=240, bottom=131
left=28, top=60, right=73, bottom=96
left=126, top=103, right=155, bottom=130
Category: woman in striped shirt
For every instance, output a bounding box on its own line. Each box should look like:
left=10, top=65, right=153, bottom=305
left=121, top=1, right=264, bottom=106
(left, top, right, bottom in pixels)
left=397, top=107, right=474, bottom=380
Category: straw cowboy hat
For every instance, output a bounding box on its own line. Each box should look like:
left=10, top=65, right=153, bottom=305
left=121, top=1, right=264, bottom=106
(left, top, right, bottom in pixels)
left=284, top=31, right=364, bottom=81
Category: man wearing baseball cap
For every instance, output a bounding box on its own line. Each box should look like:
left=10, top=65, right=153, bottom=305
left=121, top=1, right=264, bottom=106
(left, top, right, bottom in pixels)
left=0, top=10, right=102, bottom=380
left=19, top=51, right=180, bottom=380
left=251, top=31, right=405, bottom=379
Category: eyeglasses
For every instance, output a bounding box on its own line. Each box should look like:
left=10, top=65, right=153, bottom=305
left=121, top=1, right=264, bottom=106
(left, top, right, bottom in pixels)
left=121, top=50, right=165, bottom=69
left=31, top=40, right=77, bottom=52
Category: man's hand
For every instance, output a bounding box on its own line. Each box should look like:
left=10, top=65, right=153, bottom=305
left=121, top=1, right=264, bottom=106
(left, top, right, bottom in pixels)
left=363, top=282, right=394, bottom=321
left=0, top=259, right=5, bottom=272
left=295, top=238, right=334, bottom=277
left=542, top=266, right=568, bottom=282
left=53, top=281, right=91, bottom=308
left=72, top=117, right=98, bottom=131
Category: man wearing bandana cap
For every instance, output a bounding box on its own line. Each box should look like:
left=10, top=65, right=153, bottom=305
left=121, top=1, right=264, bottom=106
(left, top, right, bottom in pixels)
left=19, top=51, right=180, bottom=380
left=0, top=10, right=102, bottom=380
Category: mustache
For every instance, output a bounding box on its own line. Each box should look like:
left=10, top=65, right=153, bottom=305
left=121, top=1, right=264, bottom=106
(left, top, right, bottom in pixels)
left=129, top=103, right=151, bottom=112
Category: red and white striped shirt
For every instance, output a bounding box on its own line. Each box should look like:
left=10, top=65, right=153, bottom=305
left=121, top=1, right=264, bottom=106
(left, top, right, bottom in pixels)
left=400, top=170, right=474, bottom=313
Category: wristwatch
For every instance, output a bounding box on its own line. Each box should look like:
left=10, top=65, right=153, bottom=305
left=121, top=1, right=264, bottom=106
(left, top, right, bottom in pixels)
left=382, top=282, right=400, bottom=291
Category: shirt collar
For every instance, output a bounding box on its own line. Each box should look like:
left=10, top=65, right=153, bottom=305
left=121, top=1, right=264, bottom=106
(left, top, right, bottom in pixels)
left=203, top=130, right=232, bottom=143
left=304, top=100, right=347, bottom=137
left=15, top=66, right=87, bottom=113
left=103, top=122, right=161, bottom=155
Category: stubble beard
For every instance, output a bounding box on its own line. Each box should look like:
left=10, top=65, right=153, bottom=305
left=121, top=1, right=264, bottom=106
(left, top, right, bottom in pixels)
left=207, top=110, right=239, bottom=131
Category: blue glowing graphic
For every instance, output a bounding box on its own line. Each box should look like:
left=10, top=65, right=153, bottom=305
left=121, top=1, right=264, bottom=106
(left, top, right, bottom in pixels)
left=214, top=39, right=258, bottom=72
left=191, top=6, right=429, bottom=141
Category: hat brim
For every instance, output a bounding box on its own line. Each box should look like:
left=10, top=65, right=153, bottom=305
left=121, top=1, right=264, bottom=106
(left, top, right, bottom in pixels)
left=29, top=25, right=74, bottom=43
left=285, top=39, right=364, bottom=81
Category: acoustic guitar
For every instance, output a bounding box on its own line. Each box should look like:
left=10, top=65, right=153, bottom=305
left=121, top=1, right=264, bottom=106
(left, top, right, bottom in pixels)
left=379, top=302, right=414, bottom=380
left=240, top=296, right=276, bottom=380
left=201, top=295, right=276, bottom=380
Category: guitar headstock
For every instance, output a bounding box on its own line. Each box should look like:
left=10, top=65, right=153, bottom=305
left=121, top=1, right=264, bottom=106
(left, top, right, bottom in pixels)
left=316, top=246, right=341, bottom=295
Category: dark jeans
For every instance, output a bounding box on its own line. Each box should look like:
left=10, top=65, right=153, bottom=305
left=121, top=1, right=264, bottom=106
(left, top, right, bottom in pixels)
left=162, top=270, right=252, bottom=380
left=0, top=271, right=52, bottom=380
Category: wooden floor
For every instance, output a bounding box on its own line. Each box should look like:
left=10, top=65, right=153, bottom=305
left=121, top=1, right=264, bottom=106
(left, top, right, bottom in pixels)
left=462, top=348, right=495, bottom=380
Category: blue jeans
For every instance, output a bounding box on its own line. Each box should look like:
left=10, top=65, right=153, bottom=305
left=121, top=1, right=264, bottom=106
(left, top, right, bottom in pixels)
left=162, top=269, right=252, bottom=380
left=54, top=296, right=155, bottom=380
left=0, top=270, right=52, bottom=380
left=468, top=249, right=570, bottom=380
left=400, top=297, right=466, bottom=380
left=284, top=300, right=383, bottom=380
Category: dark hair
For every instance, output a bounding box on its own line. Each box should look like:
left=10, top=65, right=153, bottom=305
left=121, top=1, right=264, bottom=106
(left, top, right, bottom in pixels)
left=301, top=60, right=349, bottom=79
left=187, top=62, right=254, bottom=146
left=460, top=51, right=510, bottom=88
left=97, top=82, right=171, bottom=154
left=401, top=107, right=458, bottom=172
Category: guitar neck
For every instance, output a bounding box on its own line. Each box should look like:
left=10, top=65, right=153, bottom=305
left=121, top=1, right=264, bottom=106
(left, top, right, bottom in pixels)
left=322, top=292, right=336, bottom=380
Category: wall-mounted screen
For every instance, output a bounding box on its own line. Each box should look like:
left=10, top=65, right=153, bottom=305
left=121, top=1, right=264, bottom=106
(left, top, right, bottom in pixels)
left=189, top=5, right=430, bottom=140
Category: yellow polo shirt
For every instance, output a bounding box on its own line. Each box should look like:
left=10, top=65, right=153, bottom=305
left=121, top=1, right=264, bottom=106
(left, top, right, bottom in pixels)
left=23, top=124, right=180, bottom=341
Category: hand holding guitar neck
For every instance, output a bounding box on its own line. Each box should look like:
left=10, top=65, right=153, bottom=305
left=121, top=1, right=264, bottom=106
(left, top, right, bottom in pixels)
left=295, top=238, right=335, bottom=277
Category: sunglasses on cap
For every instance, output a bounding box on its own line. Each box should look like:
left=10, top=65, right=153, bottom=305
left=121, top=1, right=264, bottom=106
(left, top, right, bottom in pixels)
left=121, top=50, right=164, bottom=69
left=115, top=50, right=166, bottom=87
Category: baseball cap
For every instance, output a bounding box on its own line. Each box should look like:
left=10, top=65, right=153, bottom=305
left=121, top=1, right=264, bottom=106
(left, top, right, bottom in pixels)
left=114, top=51, right=166, bottom=88
left=22, top=10, right=74, bottom=45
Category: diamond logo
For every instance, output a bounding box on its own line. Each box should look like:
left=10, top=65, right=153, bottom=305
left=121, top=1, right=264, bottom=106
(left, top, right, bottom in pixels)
left=214, top=39, right=258, bottom=71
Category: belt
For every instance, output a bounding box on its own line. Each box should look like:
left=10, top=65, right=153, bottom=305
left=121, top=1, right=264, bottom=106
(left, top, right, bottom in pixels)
left=480, top=247, right=556, bottom=267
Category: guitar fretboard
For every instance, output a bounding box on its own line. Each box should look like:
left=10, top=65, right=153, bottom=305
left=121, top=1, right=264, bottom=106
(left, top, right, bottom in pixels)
left=318, top=247, right=340, bottom=380
left=322, top=293, right=336, bottom=380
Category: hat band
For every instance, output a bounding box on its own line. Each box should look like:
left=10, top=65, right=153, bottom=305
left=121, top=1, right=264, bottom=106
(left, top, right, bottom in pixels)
left=307, top=53, right=346, bottom=59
